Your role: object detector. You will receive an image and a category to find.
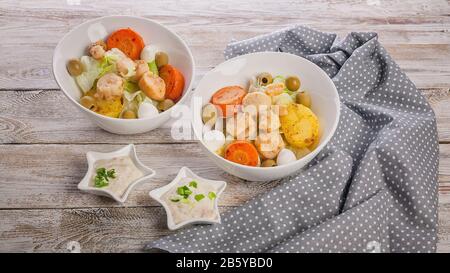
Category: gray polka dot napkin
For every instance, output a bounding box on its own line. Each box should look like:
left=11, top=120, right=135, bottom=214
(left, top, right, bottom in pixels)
left=146, top=26, right=439, bottom=253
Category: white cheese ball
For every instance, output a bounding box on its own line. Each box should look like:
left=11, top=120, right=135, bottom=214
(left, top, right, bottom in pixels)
left=140, top=45, right=159, bottom=63
left=203, top=130, right=225, bottom=153
left=276, top=148, right=297, bottom=166
left=138, top=101, right=159, bottom=119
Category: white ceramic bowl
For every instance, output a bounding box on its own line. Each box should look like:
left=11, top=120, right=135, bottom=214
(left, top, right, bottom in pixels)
left=192, top=52, right=340, bottom=181
left=53, top=16, right=195, bottom=134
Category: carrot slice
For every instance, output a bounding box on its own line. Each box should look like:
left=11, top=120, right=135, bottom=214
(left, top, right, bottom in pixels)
left=106, top=28, right=145, bottom=60
left=225, top=140, right=259, bottom=167
left=159, top=65, right=185, bottom=102
left=211, top=86, right=247, bottom=117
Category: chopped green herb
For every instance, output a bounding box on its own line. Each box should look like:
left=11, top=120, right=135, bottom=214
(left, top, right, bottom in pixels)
left=208, top=191, right=216, bottom=200
left=194, top=194, right=205, bottom=202
left=94, top=167, right=116, bottom=188
left=189, top=180, right=198, bottom=188
left=107, top=169, right=116, bottom=179
left=170, top=197, right=181, bottom=202
left=180, top=198, right=190, bottom=204
left=176, top=185, right=192, bottom=199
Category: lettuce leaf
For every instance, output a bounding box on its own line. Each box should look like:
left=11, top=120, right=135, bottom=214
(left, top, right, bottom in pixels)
left=75, top=56, right=101, bottom=93
left=124, top=81, right=140, bottom=93
left=273, top=75, right=285, bottom=84
left=273, top=92, right=294, bottom=105
left=98, top=55, right=116, bottom=77
left=148, top=60, right=159, bottom=76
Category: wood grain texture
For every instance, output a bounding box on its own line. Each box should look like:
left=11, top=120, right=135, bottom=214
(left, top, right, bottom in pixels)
left=0, top=0, right=449, bottom=253
left=0, top=143, right=280, bottom=209
left=0, top=143, right=448, bottom=209
left=1, top=88, right=449, bottom=144
left=0, top=199, right=448, bottom=253
left=0, top=0, right=449, bottom=90
left=0, top=206, right=233, bottom=253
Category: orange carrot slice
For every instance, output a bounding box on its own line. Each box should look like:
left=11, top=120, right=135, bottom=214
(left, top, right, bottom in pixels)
left=211, top=86, right=247, bottom=117
left=160, top=64, right=185, bottom=102
left=106, top=28, right=145, bottom=60
left=225, top=140, right=259, bottom=167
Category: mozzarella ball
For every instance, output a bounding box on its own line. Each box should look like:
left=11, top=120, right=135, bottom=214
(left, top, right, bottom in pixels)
left=138, top=101, right=159, bottom=119
left=203, top=130, right=226, bottom=152
left=140, top=45, right=159, bottom=63
left=276, top=148, right=297, bottom=166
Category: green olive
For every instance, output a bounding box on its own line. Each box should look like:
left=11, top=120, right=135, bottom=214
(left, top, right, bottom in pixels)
left=122, top=110, right=137, bottom=119
left=257, top=72, right=273, bottom=86
left=296, top=91, right=311, bottom=108
left=202, top=103, right=217, bottom=124
left=285, top=76, right=301, bottom=91
left=157, top=99, right=175, bottom=111
left=80, top=96, right=96, bottom=111
left=261, top=159, right=276, bottom=167
left=155, top=52, right=169, bottom=68
left=67, top=58, right=83, bottom=76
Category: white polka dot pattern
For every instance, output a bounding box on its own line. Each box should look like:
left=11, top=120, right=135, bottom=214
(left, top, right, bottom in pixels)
left=146, top=26, right=439, bottom=253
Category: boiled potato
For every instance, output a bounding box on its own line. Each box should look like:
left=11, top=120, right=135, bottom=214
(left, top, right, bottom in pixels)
left=280, top=103, right=319, bottom=148
left=94, top=96, right=124, bottom=118
left=85, top=90, right=123, bottom=118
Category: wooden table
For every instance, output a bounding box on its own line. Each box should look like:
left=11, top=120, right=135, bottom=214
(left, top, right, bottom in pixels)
left=0, top=0, right=449, bottom=253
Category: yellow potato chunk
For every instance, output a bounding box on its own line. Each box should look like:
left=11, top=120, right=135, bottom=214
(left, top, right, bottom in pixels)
left=85, top=90, right=124, bottom=118
left=280, top=103, right=320, bottom=148
left=94, top=96, right=123, bottom=118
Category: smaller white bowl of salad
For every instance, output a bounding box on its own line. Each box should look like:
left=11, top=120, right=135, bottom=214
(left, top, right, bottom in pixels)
left=53, top=16, right=195, bottom=134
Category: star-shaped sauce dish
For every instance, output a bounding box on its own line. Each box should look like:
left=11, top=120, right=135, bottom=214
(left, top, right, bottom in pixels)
left=149, top=167, right=226, bottom=230
left=78, top=144, right=155, bottom=204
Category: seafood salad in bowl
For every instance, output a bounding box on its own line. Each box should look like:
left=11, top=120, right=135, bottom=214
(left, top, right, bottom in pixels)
left=53, top=16, right=194, bottom=134
left=202, top=73, right=320, bottom=167
left=67, top=28, right=184, bottom=119
left=193, top=52, right=340, bottom=181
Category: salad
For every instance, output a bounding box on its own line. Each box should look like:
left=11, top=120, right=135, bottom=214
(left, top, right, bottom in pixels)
left=66, top=28, right=185, bottom=119
left=201, top=73, right=320, bottom=167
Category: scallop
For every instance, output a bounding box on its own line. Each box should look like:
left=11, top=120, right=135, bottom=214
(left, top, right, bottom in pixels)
left=276, top=148, right=297, bottom=166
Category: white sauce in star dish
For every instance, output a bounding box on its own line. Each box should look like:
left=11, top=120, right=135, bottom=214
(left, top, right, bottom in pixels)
left=149, top=166, right=226, bottom=230
left=162, top=177, right=218, bottom=225
left=91, top=155, right=144, bottom=197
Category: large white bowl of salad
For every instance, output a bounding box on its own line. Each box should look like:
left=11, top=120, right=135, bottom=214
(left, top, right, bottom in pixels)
left=53, top=15, right=195, bottom=134
left=193, top=52, right=340, bottom=181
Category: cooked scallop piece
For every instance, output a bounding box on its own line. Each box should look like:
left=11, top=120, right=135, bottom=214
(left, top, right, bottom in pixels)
left=242, top=92, right=272, bottom=113
left=134, top=60, right=150, bottom=81
left=116, top=56, right=136, bottom=78
left=255, top=132, right=285, bottom=160
left=139, top=72, right=166, bottom=101
left=95, top=73, right=124, bottom=100
left=226, top=111, right=257, bottom=140
left=264, top=82, right=285, bottom=97
left=89, top=44, right=105, bottom=60
left=258, top=108, right=280, bottom=133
